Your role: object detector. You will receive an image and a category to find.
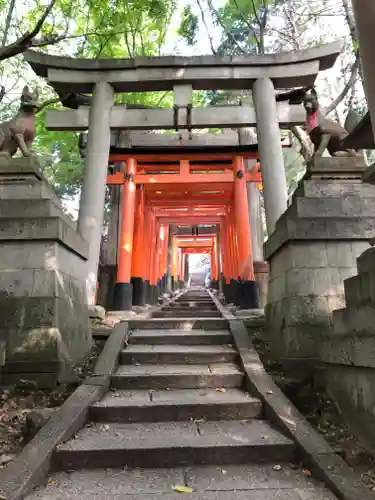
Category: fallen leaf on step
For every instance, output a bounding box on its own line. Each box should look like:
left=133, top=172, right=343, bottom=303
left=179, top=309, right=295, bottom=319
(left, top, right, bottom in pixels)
left=47, top=478, right=57, bottom=485
left=266, top=390, right=273, bottom=395
left=173, top=485, right=193, bottom=493
left=273, top=465, right=282, bottom=471
left=221, top=469, right=228, bottom=475
left=215, top=388, right=226, bottom=393
left=194, top=418, right=205, bottom=423
left=303, top=469, right=312, bottom=477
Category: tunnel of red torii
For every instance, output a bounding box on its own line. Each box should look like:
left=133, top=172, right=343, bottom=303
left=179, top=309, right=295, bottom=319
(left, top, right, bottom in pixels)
left=24, top=41, right=342, bottom=311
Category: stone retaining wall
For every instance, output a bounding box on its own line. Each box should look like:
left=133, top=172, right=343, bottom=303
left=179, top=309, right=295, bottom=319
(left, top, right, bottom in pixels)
left=264, top=159, right=375, bottom=377
left=323, top=232, right=375, bottom=455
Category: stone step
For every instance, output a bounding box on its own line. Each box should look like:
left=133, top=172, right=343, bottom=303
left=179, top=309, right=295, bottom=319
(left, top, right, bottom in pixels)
left=53, top=420, right=295, bottom=470
left=90, top=388, right=262, bottom=422
left=164, top=304, right=218, bottom=310
left=111, top=363, right=244, bottom=390
left=120, top=345, right=237, bottom=365
left=153, top=310, right=221, bottom=318
left=27, top=488, right=335, bottom=500
left=28, top=464, right=335, bottom=500
left=129, top=329, right=233, bottom=345
left=129, top=318, right=228, bottom=330
left=169, top=300, right=215, bottom=303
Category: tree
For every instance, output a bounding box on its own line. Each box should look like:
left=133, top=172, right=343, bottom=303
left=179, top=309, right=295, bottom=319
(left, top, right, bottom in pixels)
left=0, top=0, right=178, bottom=202
left=179, top=0, right=366, bottom=193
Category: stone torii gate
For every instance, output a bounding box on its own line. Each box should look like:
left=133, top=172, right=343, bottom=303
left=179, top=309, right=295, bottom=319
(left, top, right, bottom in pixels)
left=25, top=42, right=342, bottom=309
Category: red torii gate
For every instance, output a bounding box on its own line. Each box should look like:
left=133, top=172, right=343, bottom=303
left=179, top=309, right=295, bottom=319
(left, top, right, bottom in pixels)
left=106, top=151, right=262, bottom=310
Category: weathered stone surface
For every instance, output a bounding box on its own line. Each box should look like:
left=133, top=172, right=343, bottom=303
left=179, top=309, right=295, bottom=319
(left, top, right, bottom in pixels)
left=294, top=178, right=375, bottom=199
left=0, top=178, right=59, bottom=201
left=265, top=174, right=375, bottom=373
left=0, top=155, right=42, bottom=176
left=0, top=198, right=60, bottom=217
left=29, top=468, right=186, bottom=497
left=324, top=365, right=375, bottom=456
left=54, top=420, right=294, bottom=469
left=129, top=329, right=232, bottom=345
left=120, top=344, right=237, bottom=365
left=0, top=218, right=87, bottom=258
left=357, top=245, right=375, bottom=273
left=27, top=486, right=336, bottom=500
left=88, top=305, right=106, bottom=320
left=91, top=388, right=262, bottom=422
left=129, top=318, right=228, bottom=330
left=112, top=362, right=244, bottom=390
left=0, top=169, right=91, bottom=387
left=305, top=156, right=367, bottom=179
left=185, top=464, right=321, bottom=491
left=23, top=408, right=58, bottom=442
left=27, top=464, right=329, bottom=498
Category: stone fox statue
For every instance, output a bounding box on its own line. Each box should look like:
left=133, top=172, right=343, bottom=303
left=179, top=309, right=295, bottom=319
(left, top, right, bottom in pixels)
left=0, top=86, right=40, bottom=157
left=276, top=86, right=360, bottom=157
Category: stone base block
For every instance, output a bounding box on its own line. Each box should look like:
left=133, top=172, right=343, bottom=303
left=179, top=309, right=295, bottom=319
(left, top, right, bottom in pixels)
left=97, top=265, right=117, bottom=311
left=0, top=157, right=91, bottom=388
left=131, top=277, right=146, bottom=306
left=230, top=279, right=241, bottom=306
left=264, top=174, right=375, bottom=376
left=305, top=156, right=367, bottom=180
left=237, top=280, right=260, bottom=309
left=152, top=285, right=159, bottom=304
left=0, top=271, right=91, bottom=387
left=211, top=279, right=219, bottom=290
left=113, top=282, right=133, bottom=311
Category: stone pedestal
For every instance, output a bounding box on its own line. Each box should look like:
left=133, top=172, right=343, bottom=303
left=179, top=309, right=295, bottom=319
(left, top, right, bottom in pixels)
left=264, top=157, right=375, bottom=377
left=0, top=158, right=91, bottom=388
left=320, top=160, right=375, bottom=455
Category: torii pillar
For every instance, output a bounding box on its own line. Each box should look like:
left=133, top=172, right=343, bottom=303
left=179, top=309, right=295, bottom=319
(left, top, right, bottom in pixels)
left=77, top=82, right=114, bottom=306
left=113, top=157, right=137, bottom=310
left=239, top=125, right=268, bottom=307
left=253, top=78, right=288, bottom=235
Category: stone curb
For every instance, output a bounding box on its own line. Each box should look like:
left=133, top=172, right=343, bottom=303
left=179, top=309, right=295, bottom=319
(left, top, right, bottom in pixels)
left=229, top=318, right=374, bottom=500
left=207, top=289, right=235, bottom=320
left=0, top=322, right=129, bottom=500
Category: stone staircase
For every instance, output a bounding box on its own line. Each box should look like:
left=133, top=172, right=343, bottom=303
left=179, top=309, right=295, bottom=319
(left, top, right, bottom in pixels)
left=27, top=288, right=337, bottom=499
